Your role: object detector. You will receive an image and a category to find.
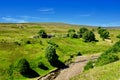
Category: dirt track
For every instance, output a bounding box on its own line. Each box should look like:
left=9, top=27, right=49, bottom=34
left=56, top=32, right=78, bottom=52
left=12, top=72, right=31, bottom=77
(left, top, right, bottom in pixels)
left=54, top=54, right=99, bottom=80
left=38, top=54, right=100, bottom=80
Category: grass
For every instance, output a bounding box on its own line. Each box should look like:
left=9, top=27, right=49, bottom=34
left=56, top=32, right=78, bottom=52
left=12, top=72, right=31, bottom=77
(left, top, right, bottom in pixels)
left=0, top=23, right=120, bottom=80
left=71, top=60, right=120, bottom=80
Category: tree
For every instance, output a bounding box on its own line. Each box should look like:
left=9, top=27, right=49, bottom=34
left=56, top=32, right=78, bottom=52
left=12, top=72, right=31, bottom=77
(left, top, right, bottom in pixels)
left=17, top=58, right=30, bottom=74
left=45, top=45, right=58, bottom=62
left=77, top=27, right=88, bottom=38
left=98, top=28, right=110, bottom=40
left=82, top=31, right=96, bottom=42
left=38, top=30, right=47, bottom=38
left=45, top=45, right=65, bottom=68
left=68, top=29, right=77, bottom=38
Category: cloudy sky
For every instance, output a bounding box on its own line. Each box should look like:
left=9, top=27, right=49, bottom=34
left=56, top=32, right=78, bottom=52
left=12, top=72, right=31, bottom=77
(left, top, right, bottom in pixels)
left=0, top=0, right=120, bottom=26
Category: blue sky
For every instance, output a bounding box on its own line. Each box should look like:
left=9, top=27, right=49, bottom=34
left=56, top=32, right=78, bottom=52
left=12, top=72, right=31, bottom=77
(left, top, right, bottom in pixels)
left=0, top=0, right=120, bottom=26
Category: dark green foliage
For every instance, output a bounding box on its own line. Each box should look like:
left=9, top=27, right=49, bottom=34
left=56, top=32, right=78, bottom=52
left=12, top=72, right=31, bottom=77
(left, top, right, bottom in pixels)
left=45, top=45, right=65, bottom=68
left=82, top=31, right=96, bottom=42
left=68, top=29, right=78, bottom=38
left=77, top=27, right=88, bottom=37
left=17, top=58, right=30, bottom=73
left=95, top=53, right=119, bottom=66
left=105, top=40, right=120, bottom=53
left=7, top=64, right=14, bottom=80
left=84, top=61, right=94, bottom=71
left=98, top=28, right=110, bottom=40
left=96, top=41, right=120, bottom=66
left=45, top=45, right=58, bottom=62
left=38, top=62, right=49, bottom=70
left=76, top=52, right=82, bottom=56
left=17, top=58, right=39, bottom=78
left=38, top=30, right=47, bottom=38
left=116, top=34, right=120, bottom=38
left=68, top=29, right=75, bottom=33
left=47, top=40, right=59, bottom=47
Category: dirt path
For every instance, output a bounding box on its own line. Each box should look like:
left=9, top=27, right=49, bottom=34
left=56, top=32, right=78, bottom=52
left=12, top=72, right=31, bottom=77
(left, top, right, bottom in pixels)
left=54, top=54, right=100, bottom=80
left=38, top=54, right=100, bottom=80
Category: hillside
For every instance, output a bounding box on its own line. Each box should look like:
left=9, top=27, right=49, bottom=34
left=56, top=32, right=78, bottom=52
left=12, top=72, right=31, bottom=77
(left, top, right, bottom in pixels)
left=0, top=23, right=120, bottom=80
left=71, top=60, right=120, bottom=80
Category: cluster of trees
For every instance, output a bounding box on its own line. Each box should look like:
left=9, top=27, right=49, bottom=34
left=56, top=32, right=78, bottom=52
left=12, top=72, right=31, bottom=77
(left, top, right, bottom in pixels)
left=67, top=27, right=96, bottom=42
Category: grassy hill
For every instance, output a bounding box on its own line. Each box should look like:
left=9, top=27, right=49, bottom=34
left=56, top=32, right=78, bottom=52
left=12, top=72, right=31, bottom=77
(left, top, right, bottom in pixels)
left=71, top=60, right=120, bottom=80
left=0, top=23, right=120, bottom=80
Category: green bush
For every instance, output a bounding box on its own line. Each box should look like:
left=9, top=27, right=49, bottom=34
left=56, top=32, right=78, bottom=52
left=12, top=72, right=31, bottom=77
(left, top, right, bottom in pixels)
left=96, top=53, right=119, bottom=66
left=105, top=40, right=120, bottom=53
left=116, top=34, right=120, bottom=38
left=98, top=28, right=110, bottom=40
left=45, top=45, right=65, bottom=68
left=77, top=27, right=88, bottom=38
left=45, top=45, right=58, bottom=62
left=76, top=52, right=82, bottom=56
left=68, top=29, right=78, bottom=38
left=17, top=58, right=30, bottom=74
left=47, top=40, right=59, bottom=47
left=38, top=30, right=47, bottom=38
left=82, top=31, right=96, bottom=42
left=84, top=61, right=94, bottom=71
left=17, top=58, right=39, bottom=78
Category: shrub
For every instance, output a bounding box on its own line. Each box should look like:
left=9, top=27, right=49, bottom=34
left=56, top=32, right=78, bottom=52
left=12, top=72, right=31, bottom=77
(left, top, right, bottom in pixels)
left=45, top=45, right=65, bottom=68
left=38, top=30, right=47, bottom=38
left=68, top=29, right=78, bottom=38
left=17, top=58, right=30, bottom=74
left=82, top=31, right=96, bottom=42
left=116, top=34, right=120, bottom=38
left=38, top=62, right=49, bottom=70
left=47, top=40, right=59, bottom=47
left=76, top=52, right=82, bottom=56
left=45, top=45, right=58, bottom=62
left=77, top=27, right=88, bottom=37
left=84, top=61, right=94, bottom=71
left=96, top=53, right=119, bottom=66
left=98, top=28, right=110, bottom=40
left=105, top=40, right=120, bottom=53
left=17, top=58, right=39, bottom=78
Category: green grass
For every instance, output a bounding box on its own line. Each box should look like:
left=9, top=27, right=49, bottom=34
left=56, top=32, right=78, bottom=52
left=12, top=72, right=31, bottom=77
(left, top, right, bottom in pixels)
left=0, top=23, right=120, bottom=80
left=71, top=60, right=120, bottom=80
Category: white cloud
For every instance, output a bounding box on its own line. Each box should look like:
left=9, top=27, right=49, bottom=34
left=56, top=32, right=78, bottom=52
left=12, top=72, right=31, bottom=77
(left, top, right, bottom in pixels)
left=1, top=17, right=27, bottom=23
left=38, top=8, right=55, bottom=14
left=19, top=16, right=49, bottom=20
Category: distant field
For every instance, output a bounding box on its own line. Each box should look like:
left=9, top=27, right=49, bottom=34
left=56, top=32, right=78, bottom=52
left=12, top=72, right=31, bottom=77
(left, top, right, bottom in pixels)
left=0, top=23, right=120, bottom=80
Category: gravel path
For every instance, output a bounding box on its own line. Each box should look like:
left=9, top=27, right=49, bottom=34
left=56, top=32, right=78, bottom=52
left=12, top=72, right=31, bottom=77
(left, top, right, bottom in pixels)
left=54, top=54, right=99, bottom=80
left=38, top=54, right=100, bottom=80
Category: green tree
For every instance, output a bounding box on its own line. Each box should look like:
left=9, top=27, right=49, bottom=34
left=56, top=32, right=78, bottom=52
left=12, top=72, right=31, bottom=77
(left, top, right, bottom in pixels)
left=68, top=29, right=77, bottom=38
left=82, top=31, right=96, bottom=42
left=38, top=30, right=47, bottom=38
left=45, top=45, right=65, bottom=68
left=17, top=58, right=30, bottom=76
left=45, top=45, right=58, bottom=62
left=77, top=27, right=89, bottom=37
left=98, top=28, right=110, bottom=40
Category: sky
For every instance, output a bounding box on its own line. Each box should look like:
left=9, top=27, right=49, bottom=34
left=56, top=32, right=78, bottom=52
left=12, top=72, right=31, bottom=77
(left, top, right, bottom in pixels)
left=0, top=0, right=120, bottom=26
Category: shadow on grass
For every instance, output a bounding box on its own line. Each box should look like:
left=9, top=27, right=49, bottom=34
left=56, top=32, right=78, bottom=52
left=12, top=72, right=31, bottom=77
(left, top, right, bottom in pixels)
left=20, top=68, right=40, bottom=78
left=49, top=60, right=68, bottom=69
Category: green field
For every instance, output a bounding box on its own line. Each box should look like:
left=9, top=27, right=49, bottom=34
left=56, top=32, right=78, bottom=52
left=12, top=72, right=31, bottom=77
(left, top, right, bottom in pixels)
left=0, top=23, right=120, bottom=80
